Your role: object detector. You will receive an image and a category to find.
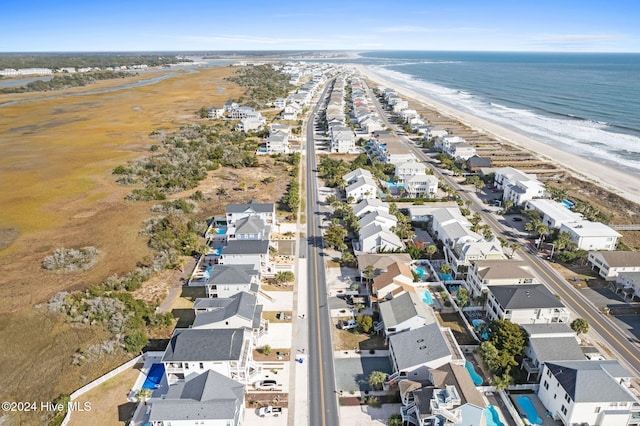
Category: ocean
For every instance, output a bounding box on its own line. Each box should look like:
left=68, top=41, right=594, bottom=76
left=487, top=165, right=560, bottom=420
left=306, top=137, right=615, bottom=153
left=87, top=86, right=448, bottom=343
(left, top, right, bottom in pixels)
left=353, top=51, right=640, bottom=175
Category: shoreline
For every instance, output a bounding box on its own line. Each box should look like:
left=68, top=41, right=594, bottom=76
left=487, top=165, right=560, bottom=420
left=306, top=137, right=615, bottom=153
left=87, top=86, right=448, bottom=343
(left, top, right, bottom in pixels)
left=352, top=63, right=640, bottom=206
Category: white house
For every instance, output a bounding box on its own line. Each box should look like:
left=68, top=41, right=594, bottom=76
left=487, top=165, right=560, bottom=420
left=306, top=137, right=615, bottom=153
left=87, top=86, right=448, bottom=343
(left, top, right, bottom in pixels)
left=273, top=97, right=286, bottom=109
left=587, top=251, right=640, bottom=281
left=485, top=284, right=570, bottom=325
left=503, top=179, right=546, bottom=206
left=388, top=323, right=453, bottom=381
left=446, top=141, right=477, bottom=161
left=378, top=291, right=435, bottom=336
left=359, top=211, right=397, bottom=232
left=330, top=125, right=356, bottom=153
left=282, top=103, right=302, bottom=120
left=217, top=240, right=273, bottom=277
left=343, top=168, right=373, bottom=185
left=353, top=198, right=390, bottom=218
left=226, top=201, right=276, bottom=226
left=345, top=176, right=378, bottom=202
left=465, top=259, right=537, bottom=298
left=520, top=323, right=584, bottom=381
left=147, top=369, right=245, bottom=426
left=265, top=131, right=290, bottom=154
left=208, top=106, right=225, bottom=119
left=405, top=174, right=438, bottom=198
left=615, top=272, right=640, bottom=301
left=226, top=216, right=270, bottom=241
left=538, top=360, right=639, bottom=426
left=371, top=262, right=415, bottom=302
left=525, top=199, right=583, bottom=229
left=359, top=224, right=405, bottom=254
left=162, top=328, right=260, bottom=385
left=559, top=220, right=621, bottom=251
left=236, top=116, right=265, bottom=132
left=394, top=162, right=427, bottom=185
left=204, top=264, right=260, bottom=298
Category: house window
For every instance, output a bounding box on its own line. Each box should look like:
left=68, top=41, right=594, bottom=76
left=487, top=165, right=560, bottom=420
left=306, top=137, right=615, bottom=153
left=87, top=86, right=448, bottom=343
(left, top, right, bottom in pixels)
left=543, top=381, right=549, bottom=390
left=561, top=405, right=567, bottom=415
left=199, top=363, right=204, bottom=369
left=595, top=407, right=601, bottom=413
left=564, top=393, right=571, bottom=403
left=546, top=369, right=551, bottom=377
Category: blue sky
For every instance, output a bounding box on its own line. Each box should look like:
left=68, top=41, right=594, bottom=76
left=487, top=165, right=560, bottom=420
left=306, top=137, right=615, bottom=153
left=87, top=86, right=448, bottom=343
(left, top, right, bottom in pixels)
left=2, top=0, right=639, bottom=52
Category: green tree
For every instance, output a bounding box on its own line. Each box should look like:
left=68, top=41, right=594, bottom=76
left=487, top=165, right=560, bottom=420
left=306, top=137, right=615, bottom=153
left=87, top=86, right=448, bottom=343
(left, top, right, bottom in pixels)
left=357, top=315, right=373, bottom=333
left=363, top=264, right=375, bottom=282
left=262, top=344, right=272, bottom=356
left=324, top=224, right=348, bottom=250
left=388, top=414, right=403, bottom=426
left=426, top=245, right=437, bottom=259
left=493, top=373, right=514, bottom=391
left=273, top=271, right=295, bottom=284
left=368, top=370, right=387, bottom=391
left=457, top=288, right=470, bottom=307
left=479, top=341, right=502, bottom=373
left=135, top=388, right=153, bottom=403
left=439, top=263, right=452, bottom=275
left=124, top=331, right=148, bottom=353
left=340, top=251, right=356, bottom=267
left=571, top=318, right=589, bottom=335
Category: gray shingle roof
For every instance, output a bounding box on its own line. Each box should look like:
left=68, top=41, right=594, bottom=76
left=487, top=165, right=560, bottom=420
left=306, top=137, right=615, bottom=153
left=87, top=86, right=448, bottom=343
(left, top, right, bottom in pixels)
left=389, top=323, right=451, bottom=370
left=473, top=260, right=535, bottom=280
left=149, top=370, right=244, bottom=421
left=528, top=336, right=585, bottom=364
left=192, top=292, right=258, bottom=326
left=234, top=216, right=269, bottom=236
left=226, top=200, right=274, bottom=214
left=521, top=323, right=574, bottom=337
left=545, top=360, right=635, bottom=403
left=222, top=240, right=270, bottom=255
left=206, top=264, right=258, bottom=285
left=488, top=284, right=564, bottom=309
left=595, top=251, right=640, bottom=268
left=162, top=328, right=246, bottom=362
left=379, top=292, right=433, bottom=329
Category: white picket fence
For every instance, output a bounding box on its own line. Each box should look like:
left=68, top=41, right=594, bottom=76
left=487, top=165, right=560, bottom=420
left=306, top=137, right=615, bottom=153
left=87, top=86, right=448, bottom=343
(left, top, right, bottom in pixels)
left=60, top=354, right=143, bottom=426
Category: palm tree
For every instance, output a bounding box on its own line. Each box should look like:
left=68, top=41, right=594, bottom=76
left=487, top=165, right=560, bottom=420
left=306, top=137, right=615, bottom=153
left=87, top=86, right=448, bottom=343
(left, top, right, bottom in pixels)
left=554, top=231, right=573, bottom=251
left=426, top=245, right=437, bottom=259
left=440, top=263, right=452, bottom=275
left=368, top=371, right=387, bottom=391
left=363, top=265, right=375, bottom=283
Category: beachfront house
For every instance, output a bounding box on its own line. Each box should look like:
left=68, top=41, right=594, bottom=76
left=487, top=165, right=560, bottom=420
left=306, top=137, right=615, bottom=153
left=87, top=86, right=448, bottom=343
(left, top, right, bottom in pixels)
left=587, top=251, right=640, bottom=280
left=493, top=167, right=546, bottom=206
left=614, top=272, right=640, bottom=301
left=559, top=220, right=621, bottom=251
left=524, top=199, right=583, bottom=229
left=146, top=370, right=245, bottom=426
left=162, top=328, right=261, bottom=385
left=377, top=291, right=435, bottom=336
left=388, top=322, right=455, bottom=382
left=356, top=253, right=413, bottom=279
left=464, top=259, right=537, bottom=298
left=236, top=116, right=265, bottom=132
left=359, top=211, right=398, bottom=232
left=265, top=130, right=291, bottom=154
left=204, top=264, right=260, bottom=298
left=226, top=216, right=270, bottom=241
left=485, top=284, right=570, bottom=325
left=520, top=323, right=584, bottom=381
left=445, top=141, right=477, bottom=161
left=538, top=360, right=640, bottom=426
left=226, top=201, right=276, bottom=226
left=394, top=162, right=427, bottom=185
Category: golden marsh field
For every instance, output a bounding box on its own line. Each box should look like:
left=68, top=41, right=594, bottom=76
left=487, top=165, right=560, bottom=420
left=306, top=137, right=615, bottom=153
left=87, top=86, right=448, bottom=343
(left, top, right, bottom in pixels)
left=0, top=66, right=247, bottom=405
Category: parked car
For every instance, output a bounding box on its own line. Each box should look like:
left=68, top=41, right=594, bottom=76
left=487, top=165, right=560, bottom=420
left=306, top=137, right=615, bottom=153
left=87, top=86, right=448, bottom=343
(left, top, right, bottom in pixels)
left=254, top=380, right=278, bottom=391
left=258, top=406, right=283, bottom=417
left=512, top=217, right=523, bottom=222
left=339, top=319, right=357, bottom=330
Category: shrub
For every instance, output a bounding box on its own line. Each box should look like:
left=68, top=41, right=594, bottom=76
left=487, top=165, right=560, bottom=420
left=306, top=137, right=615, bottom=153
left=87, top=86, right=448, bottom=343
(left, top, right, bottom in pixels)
left=42, top=247, right=100, bottom=273
left=124, top=331, right=148, bottom=353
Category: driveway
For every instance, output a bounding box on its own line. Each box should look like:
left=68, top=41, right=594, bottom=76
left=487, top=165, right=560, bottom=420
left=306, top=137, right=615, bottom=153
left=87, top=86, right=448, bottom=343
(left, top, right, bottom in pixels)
left=334, top=357, right=393, bottom=393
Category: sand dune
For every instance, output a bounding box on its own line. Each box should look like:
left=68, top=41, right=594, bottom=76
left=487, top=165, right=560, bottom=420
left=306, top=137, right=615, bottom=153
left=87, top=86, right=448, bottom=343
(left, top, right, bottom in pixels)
left=353, top=64, right=640, bottom=205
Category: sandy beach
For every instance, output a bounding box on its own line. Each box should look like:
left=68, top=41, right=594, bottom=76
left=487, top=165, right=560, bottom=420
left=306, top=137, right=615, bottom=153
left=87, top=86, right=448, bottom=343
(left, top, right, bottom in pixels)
left=353, top=64, right=640, bottom=206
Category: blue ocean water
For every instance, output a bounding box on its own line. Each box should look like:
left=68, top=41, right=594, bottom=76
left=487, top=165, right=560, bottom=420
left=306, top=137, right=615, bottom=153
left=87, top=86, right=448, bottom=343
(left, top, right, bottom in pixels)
left=353, top=51, right=640, bottom=174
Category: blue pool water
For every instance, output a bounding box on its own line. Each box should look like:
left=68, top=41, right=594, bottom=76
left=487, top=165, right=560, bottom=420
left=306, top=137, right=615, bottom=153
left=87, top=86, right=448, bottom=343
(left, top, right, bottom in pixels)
left=215, top=227, right=227, bottom=235
left=465, top=361, right=483, bottom=386
left=561, top=199, right=574, bottom=209
left=484, top=405, right=505, bottom=426
left=212, top=247, right=223, bottom=256
left=517, top=396, right=543, bottom=425
left=420, top=290, right=434, bottom=305
left=472, top=319, right=489, bottom=339
left=142, top=364, right=164, bottom=389
left=415, top=267, right=426, bottom=279
left=439, top=272, right=453, bottom=281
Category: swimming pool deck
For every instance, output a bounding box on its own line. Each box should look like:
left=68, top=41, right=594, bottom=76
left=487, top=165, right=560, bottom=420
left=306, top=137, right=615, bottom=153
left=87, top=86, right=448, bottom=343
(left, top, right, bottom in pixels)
left=511, top=393, right=556, bottom=426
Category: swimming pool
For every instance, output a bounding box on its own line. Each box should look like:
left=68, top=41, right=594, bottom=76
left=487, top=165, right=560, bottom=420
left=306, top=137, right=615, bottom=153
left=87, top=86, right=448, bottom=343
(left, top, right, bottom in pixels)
left=439, top=272, right=453, bottom=281
left=464, top=361, right=483, bottom=386
left=215, top=227, right=227, bottom=235
left=472, top=319, right=489, bottom=339
left=484, top=405, right=505, bottom=426
left=516, top=396, right=543, bottom=425
left=142, top=363, right=164, bottom=389
left=415, top=267, right=427, bottom=279
left=420, top=290, right=434, bottom=305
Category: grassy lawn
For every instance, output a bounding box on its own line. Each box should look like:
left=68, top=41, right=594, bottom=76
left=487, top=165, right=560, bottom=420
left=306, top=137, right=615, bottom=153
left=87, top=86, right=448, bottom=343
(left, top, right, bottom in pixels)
left=436, top=312, right=477, bottom=345
left=549, top=263, right=604, bottom=289
left=262, top=311, right=293, bottom=323
left=332, top=328, right=388, bottom=352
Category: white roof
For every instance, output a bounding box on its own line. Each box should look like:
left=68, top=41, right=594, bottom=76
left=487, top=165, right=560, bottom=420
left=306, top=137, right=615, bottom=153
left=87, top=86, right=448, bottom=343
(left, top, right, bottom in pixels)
left=346, top=176, right=378, bottom=193
left=526, top=199, right=583, bottom=223
left=561, top=220, right=622, bottom=238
